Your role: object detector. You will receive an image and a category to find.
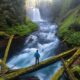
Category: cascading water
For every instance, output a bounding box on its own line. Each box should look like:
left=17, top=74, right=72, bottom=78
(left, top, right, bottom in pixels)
left=27, top=8, right=44, bottom=22
left=7, top=1, right=61, bottom=80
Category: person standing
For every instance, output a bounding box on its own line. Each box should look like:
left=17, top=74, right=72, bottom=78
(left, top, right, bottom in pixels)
left=34, top=50, right=40, bottom=65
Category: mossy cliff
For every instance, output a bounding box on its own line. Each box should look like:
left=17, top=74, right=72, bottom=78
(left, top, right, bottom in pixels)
left=58, top=6, right=80, bottom=46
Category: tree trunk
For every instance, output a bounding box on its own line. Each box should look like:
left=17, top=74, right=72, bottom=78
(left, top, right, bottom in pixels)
left=62, top=58, right=78, bottom=80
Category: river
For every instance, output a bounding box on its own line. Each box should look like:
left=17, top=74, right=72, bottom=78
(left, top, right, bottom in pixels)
left=7, top=5, right=62, bottom=80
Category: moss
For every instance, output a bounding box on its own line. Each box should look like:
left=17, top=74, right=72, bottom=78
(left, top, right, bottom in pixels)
left=66, top=32, right=80, bottom=46
left=4, top=19, right=38, bottom=36
left=58, top=6, right=80, bottom=46
left=72, top=65, right=80, bottom=75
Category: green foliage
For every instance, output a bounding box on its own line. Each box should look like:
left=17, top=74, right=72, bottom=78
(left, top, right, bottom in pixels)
left=58, top=6, right=80, bottom=46
left=5, top=19, right=38, bottom=36
left=0, top=0, right=26, bottom=28
left=66, top=32, right=80, bottom=46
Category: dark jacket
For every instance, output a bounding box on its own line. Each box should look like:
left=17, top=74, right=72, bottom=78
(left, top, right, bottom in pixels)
left=34, top=51, right=40, bottom=58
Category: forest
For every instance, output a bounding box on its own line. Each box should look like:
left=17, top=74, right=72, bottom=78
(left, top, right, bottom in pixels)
left=0, top=0, right=80, bottom=80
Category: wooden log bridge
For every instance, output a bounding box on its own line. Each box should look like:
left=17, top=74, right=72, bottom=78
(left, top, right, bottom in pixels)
left=0, top=47, right=77, bottom=80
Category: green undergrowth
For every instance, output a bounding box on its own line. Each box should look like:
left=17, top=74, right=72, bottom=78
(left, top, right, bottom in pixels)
left=0, top=18, right=38, bottom=36
left=58, top=6, right=80, bottom=46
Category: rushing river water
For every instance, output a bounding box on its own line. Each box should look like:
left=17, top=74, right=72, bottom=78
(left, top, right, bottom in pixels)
left=7, top=6, right=62, bottom=80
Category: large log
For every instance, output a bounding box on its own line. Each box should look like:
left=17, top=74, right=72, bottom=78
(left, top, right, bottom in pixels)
left=50, top=67, right=64, bottom=80
left=3, top=48, right=77, bottom=79
left=51, top=48, right=80, bottom=80
left=0, top=35, right=14, bottom=75
left=62, top=58, right=78, bottom=80
left=3, top=35, right=14, bottom=63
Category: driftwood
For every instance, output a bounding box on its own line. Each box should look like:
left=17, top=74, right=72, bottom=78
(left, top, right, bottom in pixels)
left=51, top=48, right=80, bottom=80
left=2, top=48, right=77, bottom=80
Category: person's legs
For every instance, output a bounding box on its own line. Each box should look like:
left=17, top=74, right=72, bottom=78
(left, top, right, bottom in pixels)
left=35, top=58, right=37, bottom=65
left=38, top=58, right=39, bottom=64
left=35, top=57, right=39, bottom=65
left=36, top=58, right=38, bottom=65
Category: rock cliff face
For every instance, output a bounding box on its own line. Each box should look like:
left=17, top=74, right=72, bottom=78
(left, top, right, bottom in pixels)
left=0, top=0, right=26, bottom=29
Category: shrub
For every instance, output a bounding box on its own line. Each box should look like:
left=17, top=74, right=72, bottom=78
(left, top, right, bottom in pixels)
left=58, top=7, right=80, bottom=46
left=5, top=19, right=38, bottom=36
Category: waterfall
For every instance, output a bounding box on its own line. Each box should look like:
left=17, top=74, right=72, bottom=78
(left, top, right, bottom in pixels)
left=27, top=8, right=44, bottom=22
left=7, top=0, right=61, bottom=80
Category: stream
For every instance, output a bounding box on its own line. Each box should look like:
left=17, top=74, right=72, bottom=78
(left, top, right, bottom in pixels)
left=7, top=5, right=62, bottom=80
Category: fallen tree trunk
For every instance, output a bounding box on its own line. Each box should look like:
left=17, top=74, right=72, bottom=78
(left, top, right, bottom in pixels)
left=3, top=48, right=77, bottom=79
left=50, top=67, right=64, bottom=80
left=0, top=35, right=14, bottom=75
left=3, top=35, right=14, bottom=63
left=62, top=58, right=78, bottom=80
left=51, top=48, right=80, bottom=80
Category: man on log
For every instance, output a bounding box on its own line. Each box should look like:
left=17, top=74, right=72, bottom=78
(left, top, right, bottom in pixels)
left=34, top=50, right=40, bottom=65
